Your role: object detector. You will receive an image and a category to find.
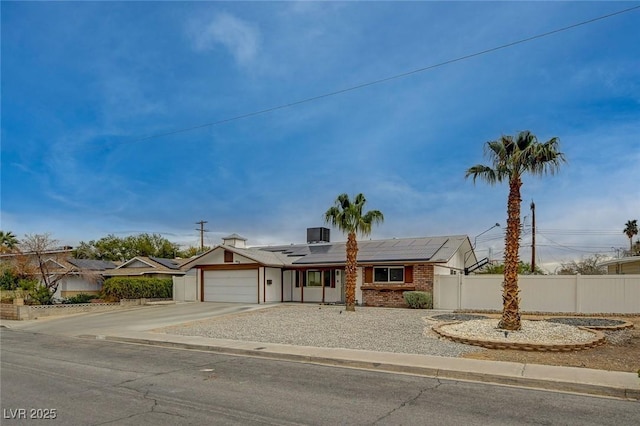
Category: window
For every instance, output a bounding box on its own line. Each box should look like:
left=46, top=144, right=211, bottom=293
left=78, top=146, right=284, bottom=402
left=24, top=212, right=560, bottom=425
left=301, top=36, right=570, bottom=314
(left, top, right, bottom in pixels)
left=304, top=270, right=334, bottom=287
left=374, top=267, right=404, bottom=283
left=224, top=250, right=233, bottom=263
left=307, top=271, right=322, bottom=287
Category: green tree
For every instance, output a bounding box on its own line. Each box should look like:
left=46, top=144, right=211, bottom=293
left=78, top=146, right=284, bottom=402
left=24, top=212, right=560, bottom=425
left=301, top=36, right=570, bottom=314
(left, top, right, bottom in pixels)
left=74, top=233, right=179, bottom=261
left=466, top=131, right=565, bottom=330
left=177, top=246, right=211, bottom=258
left=479, top=261, right=544, bottom=275
left=623, top=220, right=638, bottom=256
left=324, top=193, right=384, bottom=312
left=0, top=231, right=19, bottom=253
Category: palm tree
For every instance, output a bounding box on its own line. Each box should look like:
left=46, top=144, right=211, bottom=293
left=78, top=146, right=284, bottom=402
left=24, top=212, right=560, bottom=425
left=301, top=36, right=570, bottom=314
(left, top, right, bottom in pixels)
left=623, top=220, right=638, bottom=255
left=466, top=131, right=565, bottom=330
left=324, top=193, right=384, bottom=312
left=0, top=231, right=20, bottom=253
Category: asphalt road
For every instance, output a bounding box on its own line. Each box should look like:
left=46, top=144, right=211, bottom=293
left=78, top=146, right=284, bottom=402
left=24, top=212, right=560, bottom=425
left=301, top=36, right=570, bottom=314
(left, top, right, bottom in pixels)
left=1, top=329, right=638, bottom=426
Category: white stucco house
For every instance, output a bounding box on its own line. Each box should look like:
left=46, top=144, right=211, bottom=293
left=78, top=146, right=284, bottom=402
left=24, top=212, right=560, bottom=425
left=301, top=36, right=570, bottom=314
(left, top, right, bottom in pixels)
left=175, top=229, right=479, bottom=308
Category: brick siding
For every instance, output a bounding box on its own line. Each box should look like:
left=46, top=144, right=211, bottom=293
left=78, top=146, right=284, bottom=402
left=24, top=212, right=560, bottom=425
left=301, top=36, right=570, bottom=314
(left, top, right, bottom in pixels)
left=362, top=264, right=434, bottom=308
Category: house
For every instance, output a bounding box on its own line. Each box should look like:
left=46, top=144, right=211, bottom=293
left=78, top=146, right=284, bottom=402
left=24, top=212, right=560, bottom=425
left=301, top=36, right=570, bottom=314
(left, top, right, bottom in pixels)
left=177, top=229, right=478, bottom=308
left=1, top=249, right=186, bottom=299
left=54, top=258, right=117, bottom=298
left=599, top=256, right=640, bottom=275
left=0, top=248, right=118, bottom=299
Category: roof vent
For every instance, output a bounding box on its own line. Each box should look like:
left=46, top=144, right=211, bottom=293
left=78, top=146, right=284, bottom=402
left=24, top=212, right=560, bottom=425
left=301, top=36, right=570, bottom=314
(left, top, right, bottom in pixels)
left=307, top=227, right=330, bottom=244
left=222, top=233, right=247, bottom=248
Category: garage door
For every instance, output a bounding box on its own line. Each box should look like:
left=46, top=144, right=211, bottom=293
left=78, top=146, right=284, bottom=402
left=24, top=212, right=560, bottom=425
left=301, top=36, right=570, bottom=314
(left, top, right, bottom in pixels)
left=203, top=269, right=258, bottom=303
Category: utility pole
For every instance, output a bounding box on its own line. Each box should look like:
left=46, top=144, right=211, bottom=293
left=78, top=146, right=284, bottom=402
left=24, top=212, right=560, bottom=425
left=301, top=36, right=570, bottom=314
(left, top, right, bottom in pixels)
left=195, top=220, right=209, bottom=252
left=530, top=201, right=536, bottom=274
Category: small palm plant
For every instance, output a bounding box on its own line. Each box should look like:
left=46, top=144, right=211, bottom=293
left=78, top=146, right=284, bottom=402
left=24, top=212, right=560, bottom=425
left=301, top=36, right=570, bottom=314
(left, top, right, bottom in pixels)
left=0, top=231, right=20, bottom=254
left=623, top=220, right=638, bottom=255
left=466, top=131, right=565, bottom=330
left=324, top=194, right=384, bottom=312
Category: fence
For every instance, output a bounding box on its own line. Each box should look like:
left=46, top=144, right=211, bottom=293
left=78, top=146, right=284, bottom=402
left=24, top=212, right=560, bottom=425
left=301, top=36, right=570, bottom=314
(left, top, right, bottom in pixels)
left=0, top=298, right=172, bottom=320
left=434, top=274, right=640, bottom=314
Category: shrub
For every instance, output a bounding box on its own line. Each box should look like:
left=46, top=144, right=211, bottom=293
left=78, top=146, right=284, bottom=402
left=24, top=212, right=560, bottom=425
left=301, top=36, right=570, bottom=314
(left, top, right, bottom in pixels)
left=101, top=277, right=172, bottom=301
left=65, top=293, right=97, bottom=304
left=403, top=291, right=433, bottom=309
left=0, top=268, right=19, bottom=291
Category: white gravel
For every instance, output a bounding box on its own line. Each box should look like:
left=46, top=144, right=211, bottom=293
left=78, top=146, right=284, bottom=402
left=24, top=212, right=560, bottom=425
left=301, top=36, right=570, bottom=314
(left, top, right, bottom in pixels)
left=160, top=304, right=482, bottom=357
left=439, top=319, right=596, bottom=344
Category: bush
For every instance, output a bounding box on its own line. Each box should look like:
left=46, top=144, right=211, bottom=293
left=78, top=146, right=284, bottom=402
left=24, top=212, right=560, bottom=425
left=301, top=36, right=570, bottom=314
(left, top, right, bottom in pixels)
left=0, top=268, right=19, bottom=291
left=65, top=293, right=97, bottom=304
left=403, top=291, right=433, bottom=309
left=101, top=277, right=172, bottom=301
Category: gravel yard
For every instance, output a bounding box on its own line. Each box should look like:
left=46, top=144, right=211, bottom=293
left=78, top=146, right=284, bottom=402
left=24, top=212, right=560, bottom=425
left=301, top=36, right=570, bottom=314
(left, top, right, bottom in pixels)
left=161, top=304, right=482, bottom=357
left=159, top=304, right=639, bottom=373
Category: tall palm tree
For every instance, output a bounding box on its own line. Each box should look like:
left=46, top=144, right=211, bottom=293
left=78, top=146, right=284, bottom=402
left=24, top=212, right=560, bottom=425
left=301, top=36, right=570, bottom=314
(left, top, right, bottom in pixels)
left=324, top=193, right=384, bottom=312
left=0, top=231, right=20, bottom=253
left=623, top=220, right=638, bottom=255
left=466, top=131, right=565, bottom=330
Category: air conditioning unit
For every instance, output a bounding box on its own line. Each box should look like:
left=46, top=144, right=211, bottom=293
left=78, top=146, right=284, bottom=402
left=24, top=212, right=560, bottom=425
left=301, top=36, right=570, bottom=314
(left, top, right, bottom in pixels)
left=307, top=227, right=330, bottom=244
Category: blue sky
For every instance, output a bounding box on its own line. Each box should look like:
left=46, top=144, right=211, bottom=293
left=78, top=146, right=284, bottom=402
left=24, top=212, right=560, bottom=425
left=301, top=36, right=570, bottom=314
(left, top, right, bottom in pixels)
left=1, top=1, right=639, bottom=271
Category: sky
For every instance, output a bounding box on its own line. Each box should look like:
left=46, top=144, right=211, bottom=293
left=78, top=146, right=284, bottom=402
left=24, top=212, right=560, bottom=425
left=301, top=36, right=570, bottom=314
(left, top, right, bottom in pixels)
left=1, top=1, right=639, bottom=272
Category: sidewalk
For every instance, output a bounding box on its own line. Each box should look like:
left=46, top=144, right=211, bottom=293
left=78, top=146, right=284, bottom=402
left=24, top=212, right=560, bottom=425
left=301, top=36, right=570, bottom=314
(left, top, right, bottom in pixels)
left=86, top=330, right=640, bottom=401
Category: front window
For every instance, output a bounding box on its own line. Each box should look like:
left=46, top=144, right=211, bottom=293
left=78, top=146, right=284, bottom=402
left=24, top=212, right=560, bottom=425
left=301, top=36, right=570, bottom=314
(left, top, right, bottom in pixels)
left=374, top=267, right=404, bottom=283
left=306, top=271, right=322, bottom=287
left=305, top=270, right=334, bottom=287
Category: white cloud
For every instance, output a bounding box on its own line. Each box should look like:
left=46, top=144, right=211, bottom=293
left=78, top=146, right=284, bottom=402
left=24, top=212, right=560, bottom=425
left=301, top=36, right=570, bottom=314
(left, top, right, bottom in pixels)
left=188, top=12, right=260, bottom=66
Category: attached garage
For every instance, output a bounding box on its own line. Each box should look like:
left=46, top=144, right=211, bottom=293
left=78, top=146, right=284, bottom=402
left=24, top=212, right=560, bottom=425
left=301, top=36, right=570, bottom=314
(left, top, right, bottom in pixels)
left=203, top=269, right=258, bottom=303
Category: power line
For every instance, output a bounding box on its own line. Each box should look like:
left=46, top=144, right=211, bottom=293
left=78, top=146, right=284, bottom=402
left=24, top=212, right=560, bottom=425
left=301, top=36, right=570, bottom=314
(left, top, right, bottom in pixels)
left=131, top=5, right=640, bottom=144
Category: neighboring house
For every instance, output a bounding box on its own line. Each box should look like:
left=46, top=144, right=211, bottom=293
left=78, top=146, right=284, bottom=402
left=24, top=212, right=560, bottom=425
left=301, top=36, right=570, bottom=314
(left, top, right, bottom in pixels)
left=102, top=256, right=187, bottom=280
left=54, top=258, right=117, bottom=298
left=0, top=249, right=117, bottom=299
left=178, top=230, right=478, bottom=308
left=599, top=256, right=640, bottom=275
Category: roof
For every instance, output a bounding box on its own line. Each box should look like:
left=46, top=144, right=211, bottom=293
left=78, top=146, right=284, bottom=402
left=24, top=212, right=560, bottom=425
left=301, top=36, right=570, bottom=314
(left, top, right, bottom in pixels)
left=223, top=233, right=247, bottom=241
left=67, top=258, right=117, bottom=270
left=257, top=235, right=470, bottom=266
left=598, top=256, right=640, bottom=267
left=103, top=256, right=185, bottom=277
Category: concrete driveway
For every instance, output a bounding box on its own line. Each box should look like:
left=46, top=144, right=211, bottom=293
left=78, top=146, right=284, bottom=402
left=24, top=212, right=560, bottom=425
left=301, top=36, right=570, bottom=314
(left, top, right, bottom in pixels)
left=1, top=302, right=273, bottom=337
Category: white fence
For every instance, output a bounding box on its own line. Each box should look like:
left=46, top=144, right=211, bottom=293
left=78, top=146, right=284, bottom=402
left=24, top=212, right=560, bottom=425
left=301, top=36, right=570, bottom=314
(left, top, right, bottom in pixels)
left=434, top=274, right=640, bottom=314
left=173, top=275, right=198, bottom=302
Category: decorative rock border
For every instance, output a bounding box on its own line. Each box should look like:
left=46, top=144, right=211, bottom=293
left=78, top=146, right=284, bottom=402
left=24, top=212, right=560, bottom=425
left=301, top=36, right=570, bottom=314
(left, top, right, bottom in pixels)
left=432, top=321, right=607, bottom=352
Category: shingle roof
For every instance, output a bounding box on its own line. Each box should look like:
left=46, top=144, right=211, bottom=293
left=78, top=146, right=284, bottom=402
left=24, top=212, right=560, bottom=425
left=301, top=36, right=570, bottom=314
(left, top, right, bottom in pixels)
left=67, top=258, right=117, bottom=270
left=257, top=235, right=469, bottom=265
left=225, top=245, right=294, bottom=267
left=149, top=256, right=182, bottom=270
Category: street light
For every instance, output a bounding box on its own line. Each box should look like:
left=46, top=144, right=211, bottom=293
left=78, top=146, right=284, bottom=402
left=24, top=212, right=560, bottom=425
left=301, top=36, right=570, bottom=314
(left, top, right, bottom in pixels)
left=473, top=223, right=501, bottom=249
left=464, top=223, right=502, bottom=271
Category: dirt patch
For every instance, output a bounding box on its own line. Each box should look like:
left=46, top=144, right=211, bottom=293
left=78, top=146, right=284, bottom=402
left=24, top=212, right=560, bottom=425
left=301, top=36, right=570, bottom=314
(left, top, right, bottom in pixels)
left=461, top=315, right=640, bottom=373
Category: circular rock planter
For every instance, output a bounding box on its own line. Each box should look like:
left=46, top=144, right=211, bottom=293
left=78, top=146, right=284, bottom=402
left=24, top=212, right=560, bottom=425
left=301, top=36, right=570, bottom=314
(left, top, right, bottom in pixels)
left=432, top=319, right=606, bottom=352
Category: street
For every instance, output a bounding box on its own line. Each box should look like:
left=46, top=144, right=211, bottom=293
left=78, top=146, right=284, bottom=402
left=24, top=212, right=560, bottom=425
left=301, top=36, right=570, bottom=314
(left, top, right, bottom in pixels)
left=1, top=329, right=638, bottom=425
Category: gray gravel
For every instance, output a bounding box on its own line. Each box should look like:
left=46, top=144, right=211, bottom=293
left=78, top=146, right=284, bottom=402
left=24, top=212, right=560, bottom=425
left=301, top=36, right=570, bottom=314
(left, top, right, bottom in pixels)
left=161, top=304, right=482, bottom=357
left=544, top=317, right=627, bottom=328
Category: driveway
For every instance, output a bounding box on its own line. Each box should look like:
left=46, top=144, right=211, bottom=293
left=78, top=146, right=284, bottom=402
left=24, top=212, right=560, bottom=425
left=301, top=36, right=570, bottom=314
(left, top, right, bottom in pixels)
left=2, top=302, right=272, bottom=337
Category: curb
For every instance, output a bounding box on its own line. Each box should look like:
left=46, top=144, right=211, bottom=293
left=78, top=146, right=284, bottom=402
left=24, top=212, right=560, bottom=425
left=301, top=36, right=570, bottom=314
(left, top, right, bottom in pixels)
left=87, top=334, right=640, bottom=401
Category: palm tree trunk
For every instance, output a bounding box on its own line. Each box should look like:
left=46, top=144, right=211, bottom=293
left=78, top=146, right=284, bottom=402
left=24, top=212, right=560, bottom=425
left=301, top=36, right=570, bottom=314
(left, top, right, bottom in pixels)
left=345, top=232, right=358, bottom=312
left=499, top=176, right=522, bottom=330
